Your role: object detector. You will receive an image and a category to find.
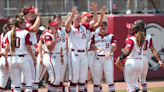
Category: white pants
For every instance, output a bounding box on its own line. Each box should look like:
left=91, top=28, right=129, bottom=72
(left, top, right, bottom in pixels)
left=60, top=51, right=68, bottom=82
left=21, top=50, right=37, bottom=83
left=10, top=55, right=32, bottom=89
left=88, top=51, right=95, bottom=78
left=68, top=50, right=88, bottom=84
left=0, top=56, right=12, bottom=88
left=43, top=53, right=62, bottom=85
left=36, top=54, right=46, bottom=83
left=124, top=58, right=143, bottom=92
left=135, top=55, right=148, bottom=88
left=93, top=55, right=114, bottom=85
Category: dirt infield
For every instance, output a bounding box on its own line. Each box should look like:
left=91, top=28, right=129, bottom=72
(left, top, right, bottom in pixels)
left=4, top=80, right=164, bottom=92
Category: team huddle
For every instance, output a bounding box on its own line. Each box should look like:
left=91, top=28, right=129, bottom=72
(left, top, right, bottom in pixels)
left=0, top=2, right=163, bottom=92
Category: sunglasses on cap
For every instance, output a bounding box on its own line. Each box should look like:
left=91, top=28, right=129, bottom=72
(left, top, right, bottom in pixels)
left=101, top=23, right=107, bottom=26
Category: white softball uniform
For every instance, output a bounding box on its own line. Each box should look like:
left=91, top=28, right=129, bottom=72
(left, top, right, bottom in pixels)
left=6, top=29, right=33, bottom=92
left=0, top=33, right=13, bottom=90
left=60, top=27, right=67, bottom=82
left=90, top=32, right=116, bottom=92
left=135, top=34, right=154, bottom=91
left=124, top=36, right=143, bottom=92
left=21, top=20, right=38, bottom=88
left=86, top=29, right=95, bottom=78
left=43, top=30, right=63, bottom=86
left=67, top=23, right=90, bottom=92
left=36, top=30, right=48, bottom=83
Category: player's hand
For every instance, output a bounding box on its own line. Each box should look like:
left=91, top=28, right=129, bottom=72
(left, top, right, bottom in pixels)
left=100, top=6, right=108, bottom=15
left=35, top=8, right=40, bottom=16
left=40, top=56, right=45, bottom=67
left=72, top=6, right=78, bottom=16
left=33, top=58, right=37, bottom=67
left=97, top=47, right=105, bottom=51
left=54, top=31, right=58, bottom=40
left=4, top=62, right=9, bottom=70
left=159, top=61, right=164, bottom=68
left=60, top=57, right=64, bottom=65
left=115, top=57, right=122, bottom=65
left=91, top=2, right=97, bottom=12
left=105, top=52, right=111, bottom=59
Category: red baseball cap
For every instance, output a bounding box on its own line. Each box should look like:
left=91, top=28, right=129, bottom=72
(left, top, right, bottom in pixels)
left=48, top=20, right=59, bottom=27
left=23, top=6, right=35, bottom=14
left=82, top=12, right=93, bottom=18
left=126, top=23, right=133, bottom=29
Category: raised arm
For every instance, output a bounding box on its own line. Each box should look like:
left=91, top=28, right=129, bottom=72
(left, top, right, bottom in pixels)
left=92, top=6, right=107, bottom=30
left=65, top=6, right=78, bottom=32
left=89, top=2, right=97, bottom=29
left=28, top=8, right=40, bottom=32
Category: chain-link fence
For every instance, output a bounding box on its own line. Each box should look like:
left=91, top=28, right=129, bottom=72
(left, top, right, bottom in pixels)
left=0, top=0, right=164, bottom=17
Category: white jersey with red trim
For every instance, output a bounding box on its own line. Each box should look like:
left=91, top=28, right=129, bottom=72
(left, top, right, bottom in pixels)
left=86, top=29, right=92, bottom=45
left=1, top=33, right=8, bottom=52
left=6, top=29, right=32, bottom=55
left=143, top=34, right=153, bottom=55
left=25, top=20, right=37, bottom=45
left=126, top=36, right=143, bottom=59
left=59, top=27, right=67, bottom=50
left=44, top=30, right=63, bottom=53
left=67, top=25, right=88, bottom=50
left=91, top=32, right=117, bottom=55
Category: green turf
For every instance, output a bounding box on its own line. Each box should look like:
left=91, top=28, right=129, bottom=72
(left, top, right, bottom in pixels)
left=104, top=87, right=164, bottom=92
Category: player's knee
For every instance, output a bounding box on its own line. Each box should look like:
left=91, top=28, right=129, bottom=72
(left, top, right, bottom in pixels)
left=106, top=78, right=114, bottom=85
left=72, top=76, right=79, bottom=83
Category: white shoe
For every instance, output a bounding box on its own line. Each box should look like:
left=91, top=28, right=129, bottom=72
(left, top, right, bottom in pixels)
left=126, top=9, right=132, bottom=14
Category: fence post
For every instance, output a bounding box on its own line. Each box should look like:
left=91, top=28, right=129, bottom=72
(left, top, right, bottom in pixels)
left=87, top=0, right=90, bottom=12
left=110, top=0, right=113, bottom=14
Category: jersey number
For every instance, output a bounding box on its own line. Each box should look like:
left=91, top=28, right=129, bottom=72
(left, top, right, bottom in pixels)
left=1, top=42, right=5, bottom=48
left=15, top=37, right=20, bottom=48
left=143, top=40, right=148, bottom=50
left=62, top=37, right=65, bottom=42
left=138, top=47, right=142, bottom=55
left=82, top=33, right=86, bottom=39
left=106, top=43, right=109, bottom=48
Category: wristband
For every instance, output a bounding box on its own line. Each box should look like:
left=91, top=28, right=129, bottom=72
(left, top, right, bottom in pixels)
left=60, top=56, right=63, bottom=57
left=119, top=53, right=126, bottom=60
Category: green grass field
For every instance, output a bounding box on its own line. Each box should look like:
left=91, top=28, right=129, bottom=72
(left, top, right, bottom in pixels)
left=104, top=87, right=164, bottom=92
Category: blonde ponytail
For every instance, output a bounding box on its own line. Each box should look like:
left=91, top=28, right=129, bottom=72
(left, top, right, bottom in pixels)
left=10, top=26, right=16, bottom=53
left=135, top=31, right=145, bottom=47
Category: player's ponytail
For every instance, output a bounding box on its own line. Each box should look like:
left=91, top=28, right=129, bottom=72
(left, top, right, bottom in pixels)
left=10, top=18, right=24, bottom=53
left=3, top=24, right=10, bottom=36
left=133, top=24, right=145, bottom=47
left=3, top=18, right=16, bottom=37
left=20, top=5, right=31, bottom=17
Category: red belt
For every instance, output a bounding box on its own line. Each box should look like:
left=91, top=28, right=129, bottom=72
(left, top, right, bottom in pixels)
left=97, top=55, right=105, bottom=57
left=71, top=49, right=85, bottom=52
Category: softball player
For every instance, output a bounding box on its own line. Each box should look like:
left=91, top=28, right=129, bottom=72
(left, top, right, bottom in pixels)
left=20, top=5, right=40, bottom=92
left=42, top=19, right=64, bottom=91
left=116, top=23, right=145, bottom=92
left=134, top=20, right=164, bottom=92
left=0, top=18, right=15, bottom=92
left=65, top=2, right=97, bottom=91
left=5, top=17, right=36, bottom=92
left=90, top=21, right=117, bottom=92
left=81, top=6, right=107, bottom=92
